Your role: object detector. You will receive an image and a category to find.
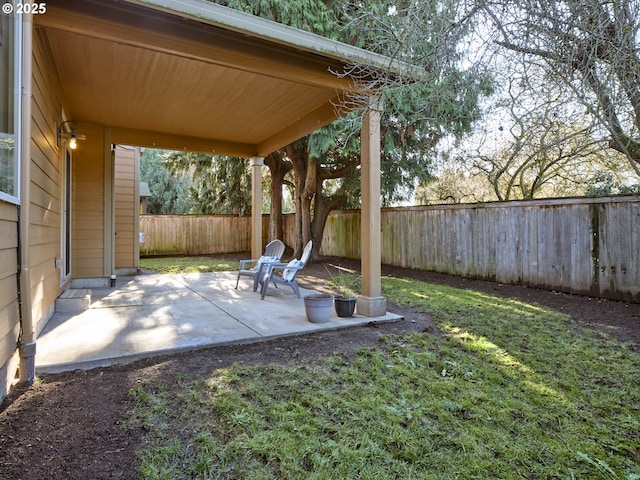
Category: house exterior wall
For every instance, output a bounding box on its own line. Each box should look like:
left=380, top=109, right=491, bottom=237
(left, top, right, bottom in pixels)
left=0, top=201, right=19, bottom=399
left=72, top=123, right=106, bottom=280
left=0, top=11, right=21, bottom=400
left=2, top=24, right=70, bottom=398
left=114, top=145, right=139, bottom=271
left=3, top=23, right=127, bottom=398
left=30, top=29, right=67, bottom=335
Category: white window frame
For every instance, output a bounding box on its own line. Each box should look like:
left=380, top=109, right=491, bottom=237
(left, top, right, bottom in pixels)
left=0, top=13, right=22, bottom=205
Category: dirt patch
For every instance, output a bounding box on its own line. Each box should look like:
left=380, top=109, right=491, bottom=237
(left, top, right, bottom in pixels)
left=1, top=255, right=638, bottom=479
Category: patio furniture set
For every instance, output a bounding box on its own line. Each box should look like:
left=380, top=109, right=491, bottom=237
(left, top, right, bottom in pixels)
left=235, top=239, right=313, bottom=300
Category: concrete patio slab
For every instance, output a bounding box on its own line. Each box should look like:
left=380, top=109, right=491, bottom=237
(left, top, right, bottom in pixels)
left=35, top=272, right=402, bottom=374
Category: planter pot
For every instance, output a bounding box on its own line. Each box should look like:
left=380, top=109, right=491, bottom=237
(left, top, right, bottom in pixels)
left=334, top=296, right=356, bottom=317
left=303, top=294, right=333, bottom=323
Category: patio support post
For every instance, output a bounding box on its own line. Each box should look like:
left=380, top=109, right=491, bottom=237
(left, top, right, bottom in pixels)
left=357, top=96, right=386, bottom=317
left=250, top=156, right=264, bottom=259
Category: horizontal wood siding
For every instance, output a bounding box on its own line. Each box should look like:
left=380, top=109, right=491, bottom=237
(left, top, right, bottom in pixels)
left=73, top=123, right=105, bottom=278
left=30, top=31, right=67, bottom=334
left=114, top=146, right=137, bottom=269
left=0, top=202, right=19, bottom=399
left=3, top=28, right=70, bottom=398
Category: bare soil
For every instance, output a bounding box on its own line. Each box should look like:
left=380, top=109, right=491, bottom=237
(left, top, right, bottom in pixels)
left=1, top=255, right=639, bottom=480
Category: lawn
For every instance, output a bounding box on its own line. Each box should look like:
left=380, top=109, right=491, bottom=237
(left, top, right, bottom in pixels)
left=132, top=258, right=640, bottom=479
left=140, top=256, right=238, bottom=274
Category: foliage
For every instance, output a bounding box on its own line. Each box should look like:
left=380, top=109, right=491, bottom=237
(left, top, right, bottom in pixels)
left=586, top=171, right=640, bottom=197
left=325, top=266, right=359, bottom=298
left=344, top=1, right=495, bottom=205
left=164, top=152, right=252, bottom=215
left=140, top=149, right=193, bottom=214
left=307, top=117, right=362, bottom=209
left=204, top=0, right=493, bottom=258
left=416, top=167, right=496, bottom=204
left=215, top=0, right=340, bottom=38
left=126, top=275, right=640, bottom=479
left=0, top=136, right=16, bottom=196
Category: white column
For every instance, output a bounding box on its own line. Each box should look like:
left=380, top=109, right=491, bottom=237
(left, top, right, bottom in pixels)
left=357, top=97, right=386, bottom=317
left=250, top=156, right=264, bottom=259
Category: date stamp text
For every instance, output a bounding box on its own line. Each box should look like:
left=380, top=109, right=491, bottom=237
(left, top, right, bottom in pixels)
left=3, top=3, right=47, bottom=14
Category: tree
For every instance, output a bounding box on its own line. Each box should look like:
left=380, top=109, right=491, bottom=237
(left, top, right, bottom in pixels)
left=264, top=150, right=293, bottom=241
left=227, top=0, right=493, bottom=257
left=288, top=119, right=361, bottom=258
left=415, top=167, right=495, bottom=204
left=585, top=171, right=640, bottom=197
left=465, top=67, right=619, bottom=201
left=140, top=149, right=193, bottom=214
left=164, top=152, right=252, bottom=215
left=215, top=0, right=341, bottom=39
left=476, top=0, right=640, bottom=177
left=190, top=1, right=493, bottom=258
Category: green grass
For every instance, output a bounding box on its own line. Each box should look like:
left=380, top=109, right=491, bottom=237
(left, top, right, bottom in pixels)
left=140, top=256, right=237, bottom=274
left=125, top=270, right=640, bottom=479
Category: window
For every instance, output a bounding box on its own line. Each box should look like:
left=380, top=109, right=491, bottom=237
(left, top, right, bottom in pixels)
left=0, top=12, right=21, bottom=203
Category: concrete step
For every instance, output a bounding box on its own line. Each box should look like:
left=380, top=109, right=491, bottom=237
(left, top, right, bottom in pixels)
left=55, top=288, right=92, bottom=313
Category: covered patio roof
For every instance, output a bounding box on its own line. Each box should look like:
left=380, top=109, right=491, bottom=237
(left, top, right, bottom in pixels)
left=37, top=0, right=395, bottom=156
left=30, top=0, right=397, bottom=318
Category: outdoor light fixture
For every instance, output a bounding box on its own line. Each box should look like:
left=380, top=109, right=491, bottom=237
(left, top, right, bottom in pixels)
left=57, top=120, right=85, bottom=149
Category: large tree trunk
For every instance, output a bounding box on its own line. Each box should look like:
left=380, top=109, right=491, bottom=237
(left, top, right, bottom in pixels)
left=310, top=179, right=345, bottom=259
left=285, top=138, right=350, bottom=261
left=264, top=151, right=292, bottom=242
left=286, top=141, right=310, bottom=258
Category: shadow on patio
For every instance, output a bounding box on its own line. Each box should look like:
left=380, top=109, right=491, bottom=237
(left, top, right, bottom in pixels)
left=36, top=272, right=402, bottom=374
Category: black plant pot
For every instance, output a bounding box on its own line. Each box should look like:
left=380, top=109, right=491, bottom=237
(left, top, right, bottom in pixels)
left=334, top=296, right=356, bottom=317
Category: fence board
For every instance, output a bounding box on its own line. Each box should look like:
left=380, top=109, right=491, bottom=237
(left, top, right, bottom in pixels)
left=140, top=215, right=259, bottom=256
left=140, top=196, right=640, bottom=302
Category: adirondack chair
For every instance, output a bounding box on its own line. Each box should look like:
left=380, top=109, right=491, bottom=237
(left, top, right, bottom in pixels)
left=235, top=239, right=286, bottom=292
left=260, top=240, right=312, bottom=300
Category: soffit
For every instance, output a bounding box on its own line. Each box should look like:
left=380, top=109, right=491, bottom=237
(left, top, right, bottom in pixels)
left=36, top=0, right=371, bottom=156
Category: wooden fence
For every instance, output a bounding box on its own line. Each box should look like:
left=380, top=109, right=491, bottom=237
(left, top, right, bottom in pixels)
left=139, top=214, right=268, bottom=256
left=140, top=196, right=640, bottom=302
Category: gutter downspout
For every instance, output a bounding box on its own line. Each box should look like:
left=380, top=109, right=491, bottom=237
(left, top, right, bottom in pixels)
left=18, top=13, right=35, bottom=385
